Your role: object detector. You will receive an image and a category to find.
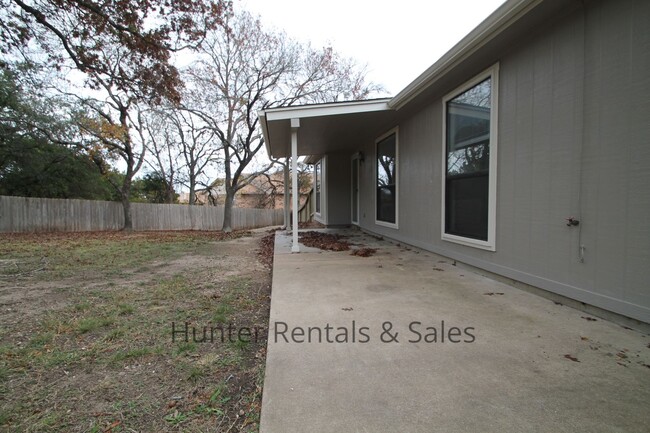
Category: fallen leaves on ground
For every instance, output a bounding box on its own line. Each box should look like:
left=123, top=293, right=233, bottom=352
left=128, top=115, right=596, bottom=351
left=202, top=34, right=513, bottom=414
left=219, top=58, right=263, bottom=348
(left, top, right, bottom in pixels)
left=258, top=232, right=276, bottom=268
left=350, top=248, right=377, bottom=257
left=298, top=221, right=326, bottom=229
left=299, top=231, right=350, bottom=251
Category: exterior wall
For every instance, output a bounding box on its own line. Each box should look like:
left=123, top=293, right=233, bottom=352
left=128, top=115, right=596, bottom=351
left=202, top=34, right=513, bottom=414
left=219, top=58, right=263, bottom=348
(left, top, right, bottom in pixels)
left=353, top=0, right=650, bottom=322
left=314, top=153, right=353, bottom=226
left=325, top=153, right=352, bottom=225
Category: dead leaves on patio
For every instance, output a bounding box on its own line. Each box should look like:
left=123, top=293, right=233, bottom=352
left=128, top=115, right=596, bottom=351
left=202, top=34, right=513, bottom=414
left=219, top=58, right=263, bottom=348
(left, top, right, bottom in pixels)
left=298, top=231, right=378, bottom=257
left=350, top=248, right=377, bottom=257
left=299, top=231, right=350, bottom=251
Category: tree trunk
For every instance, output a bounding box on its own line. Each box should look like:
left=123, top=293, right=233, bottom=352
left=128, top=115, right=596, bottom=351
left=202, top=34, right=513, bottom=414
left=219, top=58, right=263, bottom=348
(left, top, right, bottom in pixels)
left=189, top=177, right=196, bottom=206
left=165, top=182, right=175, bottom=204
left=122, top=195, right=133, bottom=231
left=222, top=189, right=234, bottom=232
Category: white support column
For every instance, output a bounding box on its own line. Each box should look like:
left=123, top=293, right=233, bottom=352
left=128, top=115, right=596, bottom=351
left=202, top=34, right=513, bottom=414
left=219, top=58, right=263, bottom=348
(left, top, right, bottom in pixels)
left=291, top=118, right=300, bottom=253
left=283, top=158, right=290, bottom=232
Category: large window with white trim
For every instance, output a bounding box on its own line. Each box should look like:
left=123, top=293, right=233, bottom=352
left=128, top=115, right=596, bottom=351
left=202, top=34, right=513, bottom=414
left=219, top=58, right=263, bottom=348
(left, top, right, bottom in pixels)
left=376, top=128, right=398, bottom=227
left=442, top=65, right=498, bottom=250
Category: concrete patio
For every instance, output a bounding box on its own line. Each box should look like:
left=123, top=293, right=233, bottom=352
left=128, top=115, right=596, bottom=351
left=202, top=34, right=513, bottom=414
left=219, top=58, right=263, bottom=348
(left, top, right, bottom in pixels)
left=260, top=229, right=650, bottom=433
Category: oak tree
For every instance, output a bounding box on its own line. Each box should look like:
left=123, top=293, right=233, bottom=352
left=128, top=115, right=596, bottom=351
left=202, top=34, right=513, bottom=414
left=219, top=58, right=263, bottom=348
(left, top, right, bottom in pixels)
left=185, top=11, right=384, bottom=231
left=1, top=0, right=228, bottom=104
left=1, top=0, right=228, bottom=229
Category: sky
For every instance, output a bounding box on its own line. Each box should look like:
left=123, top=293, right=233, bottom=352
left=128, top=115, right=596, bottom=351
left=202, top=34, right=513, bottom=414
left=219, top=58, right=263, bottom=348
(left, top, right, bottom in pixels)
left=236, top=0, right=507, bottom=95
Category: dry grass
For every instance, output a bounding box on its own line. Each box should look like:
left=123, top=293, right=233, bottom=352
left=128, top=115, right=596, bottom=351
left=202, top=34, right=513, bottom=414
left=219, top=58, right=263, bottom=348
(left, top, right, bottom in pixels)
left=0, top=230, right=271, bottom=432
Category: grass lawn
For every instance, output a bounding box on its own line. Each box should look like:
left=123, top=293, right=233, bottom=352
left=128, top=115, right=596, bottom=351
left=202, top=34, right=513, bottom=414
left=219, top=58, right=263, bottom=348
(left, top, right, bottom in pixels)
left=0, top=229, right=274, bottom=432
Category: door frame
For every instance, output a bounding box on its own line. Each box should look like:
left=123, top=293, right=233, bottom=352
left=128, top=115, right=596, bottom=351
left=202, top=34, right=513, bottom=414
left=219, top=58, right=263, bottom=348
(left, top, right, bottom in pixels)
left=351, top=155, right=360, bottom=225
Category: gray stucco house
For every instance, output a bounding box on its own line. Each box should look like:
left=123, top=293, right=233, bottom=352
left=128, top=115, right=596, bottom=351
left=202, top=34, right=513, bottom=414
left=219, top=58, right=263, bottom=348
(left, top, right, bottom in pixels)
left=259, top=0, right=650, bottom=324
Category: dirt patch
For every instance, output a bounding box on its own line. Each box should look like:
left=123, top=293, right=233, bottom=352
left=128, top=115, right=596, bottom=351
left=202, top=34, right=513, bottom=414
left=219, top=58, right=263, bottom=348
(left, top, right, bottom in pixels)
left=299, top=231, right=350, bottom=251
left=350, top=248, right=377, bottom=257
left=0, top=230, right=271, bottom=432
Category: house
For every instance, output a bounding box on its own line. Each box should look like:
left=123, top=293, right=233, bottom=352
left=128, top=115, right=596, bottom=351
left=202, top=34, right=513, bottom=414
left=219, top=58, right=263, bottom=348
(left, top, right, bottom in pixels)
left=234, top=171, right=312, bottom=210
left=177, top=171, right=311, bottom=209
left=258, top=0, right=650, bottom=324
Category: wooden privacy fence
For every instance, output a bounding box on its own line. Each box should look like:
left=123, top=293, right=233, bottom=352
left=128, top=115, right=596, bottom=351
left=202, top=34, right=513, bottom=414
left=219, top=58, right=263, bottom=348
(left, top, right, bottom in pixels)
left=298, top=188, right=315, bottom=223
left=0, top=195, right=284, bottom=232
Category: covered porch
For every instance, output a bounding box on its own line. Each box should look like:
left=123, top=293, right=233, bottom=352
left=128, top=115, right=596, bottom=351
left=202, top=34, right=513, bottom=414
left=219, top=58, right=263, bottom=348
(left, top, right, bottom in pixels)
left=259, top=99, right=396, bottom=251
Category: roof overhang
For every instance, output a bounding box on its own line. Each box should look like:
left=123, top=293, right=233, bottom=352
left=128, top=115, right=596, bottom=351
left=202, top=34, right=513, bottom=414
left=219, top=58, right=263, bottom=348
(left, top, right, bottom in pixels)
left=302, top=155, right=321, bottom=165
left=390, top=0, right=576, bottom=110
left=260, top=0, right=576, bottom=159
left=260, top=99, right=394, bottom=159
left=390, top=0, right=543, bottom=109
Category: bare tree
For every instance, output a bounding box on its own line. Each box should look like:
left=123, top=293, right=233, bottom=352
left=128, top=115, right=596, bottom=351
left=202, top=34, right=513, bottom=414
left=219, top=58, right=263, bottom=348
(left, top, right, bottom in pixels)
left=2, top=0, right=229, bottom=229
left=169, top=109, right=219, bottom=205
left=141, top=109, right=180, bottom=203
left=75, top=86, right=147, bottom=230
left=185, top=11, right=384, bottom=231
left=1, top=0, right=228, bottom=105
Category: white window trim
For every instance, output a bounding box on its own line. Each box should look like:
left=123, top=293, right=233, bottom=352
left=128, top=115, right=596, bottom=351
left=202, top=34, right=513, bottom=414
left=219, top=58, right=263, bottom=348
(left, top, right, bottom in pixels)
left=375, top=126, right=399, bottom=229
left=314, top=157, right=326, bottom=224
left=351, top=154, right=360, bottom=226
left=314, top=160, right=322, bottom=217
left=441, top=63, right=499, bottom=251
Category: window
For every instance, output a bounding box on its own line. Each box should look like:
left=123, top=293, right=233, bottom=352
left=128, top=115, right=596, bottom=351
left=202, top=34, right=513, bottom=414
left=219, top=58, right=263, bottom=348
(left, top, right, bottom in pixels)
left=442, top=64, right=498, bottom=250
left=376, top=128, right=398, bottom=227
left=315, top=160, right=322, bottom=214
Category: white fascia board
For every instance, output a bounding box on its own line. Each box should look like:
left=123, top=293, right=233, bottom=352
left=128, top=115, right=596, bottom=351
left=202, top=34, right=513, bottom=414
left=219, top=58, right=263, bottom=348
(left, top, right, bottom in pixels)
left=258, top=111, right=272, bottom=157
left=389, top=0, right=542, bottom=110
left=263, top=99, right=392, bottom=122
left=302, top=155, right=321, bottom=165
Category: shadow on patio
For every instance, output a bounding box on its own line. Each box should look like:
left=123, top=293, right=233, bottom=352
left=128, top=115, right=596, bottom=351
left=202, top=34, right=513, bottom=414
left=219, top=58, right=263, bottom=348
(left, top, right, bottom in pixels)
left=260, top=229, right=650, bottom=433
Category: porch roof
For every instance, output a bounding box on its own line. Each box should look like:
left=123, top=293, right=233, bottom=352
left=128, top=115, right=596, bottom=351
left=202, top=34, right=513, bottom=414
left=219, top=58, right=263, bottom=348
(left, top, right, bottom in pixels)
left=258, top=0, right=575, bottom=159
left=259, top=99, right=395, bottom=159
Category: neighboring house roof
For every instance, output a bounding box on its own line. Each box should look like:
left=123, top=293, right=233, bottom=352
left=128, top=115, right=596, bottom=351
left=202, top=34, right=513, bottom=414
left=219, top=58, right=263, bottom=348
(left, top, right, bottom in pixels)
left=236, top=173, right=278, bottom=196
left=259, top=0, right=574, bottom=158
left=237, top=172, right=286, bottom=196
left=212, top=172, right=311, bottom=196
left=178, top=171, right=310, bottom=206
